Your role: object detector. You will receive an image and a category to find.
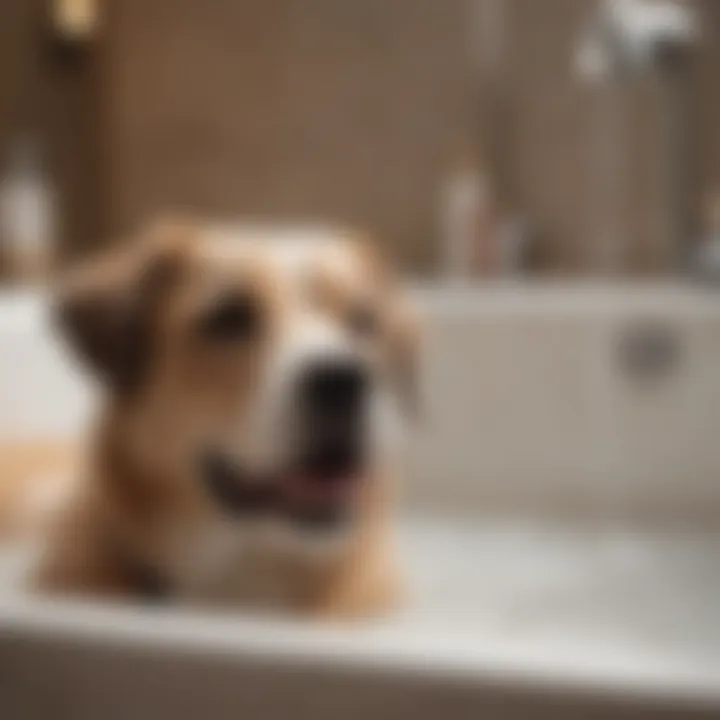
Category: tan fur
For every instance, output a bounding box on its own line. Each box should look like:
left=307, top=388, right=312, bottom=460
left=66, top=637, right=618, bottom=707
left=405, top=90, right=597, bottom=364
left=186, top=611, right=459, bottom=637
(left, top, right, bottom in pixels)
left=0, top=219, right=418, bottom=618
left=0, top=442, right=78, bottom=540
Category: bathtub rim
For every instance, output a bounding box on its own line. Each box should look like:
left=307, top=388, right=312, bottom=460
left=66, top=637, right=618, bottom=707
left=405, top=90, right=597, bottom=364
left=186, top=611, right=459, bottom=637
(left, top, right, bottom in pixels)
left=1, top=593, right=719, bottom=709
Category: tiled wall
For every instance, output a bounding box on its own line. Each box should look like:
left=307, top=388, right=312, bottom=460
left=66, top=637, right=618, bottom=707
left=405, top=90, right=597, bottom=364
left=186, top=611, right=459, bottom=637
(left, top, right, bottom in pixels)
left=0, top=0, right=103, bottom=267
left=102, top=0, right=475, bottom=273
left=4, top=1, right=716, bottom=274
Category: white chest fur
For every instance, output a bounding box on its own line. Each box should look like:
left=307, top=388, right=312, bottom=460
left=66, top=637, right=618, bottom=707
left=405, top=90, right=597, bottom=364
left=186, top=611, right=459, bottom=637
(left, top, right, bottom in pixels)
left=159, top=517, right=337, bottom=610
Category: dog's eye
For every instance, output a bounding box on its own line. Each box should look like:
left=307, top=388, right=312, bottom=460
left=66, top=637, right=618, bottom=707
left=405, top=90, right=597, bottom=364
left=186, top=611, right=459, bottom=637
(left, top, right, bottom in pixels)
left=199, top=294, right=262, bottom=342
left=346, top=303, right=379, bottom=338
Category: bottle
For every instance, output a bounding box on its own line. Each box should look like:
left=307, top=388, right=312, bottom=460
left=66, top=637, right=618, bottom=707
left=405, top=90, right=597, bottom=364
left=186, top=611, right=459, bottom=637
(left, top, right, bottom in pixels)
left=0, top=137, right=56, bottom=284
left=496, top=214, right=531, bottom=278
left=440, top=148, right=495, bottom=283
left=695, top=190, right=720, bottom=283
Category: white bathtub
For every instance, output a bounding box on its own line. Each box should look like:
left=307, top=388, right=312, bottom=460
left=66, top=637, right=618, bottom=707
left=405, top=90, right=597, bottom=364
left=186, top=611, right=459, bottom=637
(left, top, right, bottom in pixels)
left=1, top=284, right=720, bottom=719
left=409, top=283, right=720, bottom=523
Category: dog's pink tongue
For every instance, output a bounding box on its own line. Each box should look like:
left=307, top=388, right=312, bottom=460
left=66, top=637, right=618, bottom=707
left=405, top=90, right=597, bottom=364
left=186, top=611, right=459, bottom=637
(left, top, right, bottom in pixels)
left=287, top=473, right=358, bottom=507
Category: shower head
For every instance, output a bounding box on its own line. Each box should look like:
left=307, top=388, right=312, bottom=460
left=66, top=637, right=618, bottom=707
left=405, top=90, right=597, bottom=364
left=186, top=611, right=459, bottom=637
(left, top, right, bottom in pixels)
left=576, top=0, right=699, bottom=83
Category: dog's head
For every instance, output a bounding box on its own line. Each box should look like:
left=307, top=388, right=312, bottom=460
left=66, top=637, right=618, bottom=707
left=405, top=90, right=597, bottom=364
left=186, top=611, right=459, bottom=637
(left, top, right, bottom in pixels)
left=55, top=219, right=418, bottom=549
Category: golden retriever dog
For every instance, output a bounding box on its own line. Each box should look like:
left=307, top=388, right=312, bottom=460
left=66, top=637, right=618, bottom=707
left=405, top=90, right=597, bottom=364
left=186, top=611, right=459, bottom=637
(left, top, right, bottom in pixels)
left=0, top=219, right=418, bottom=619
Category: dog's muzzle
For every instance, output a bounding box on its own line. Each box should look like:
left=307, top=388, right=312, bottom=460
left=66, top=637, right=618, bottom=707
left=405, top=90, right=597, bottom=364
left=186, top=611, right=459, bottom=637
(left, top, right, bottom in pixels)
left=296, top=357, right=367, bottom=478
left=202, top=357, right=370, bottom=530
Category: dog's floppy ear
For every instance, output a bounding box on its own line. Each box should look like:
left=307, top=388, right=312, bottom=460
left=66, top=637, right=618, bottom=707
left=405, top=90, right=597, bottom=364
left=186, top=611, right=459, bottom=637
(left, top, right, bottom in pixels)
left=54, top=221, right=188, bottom=393
left=351, top=234, right=422, bottom=420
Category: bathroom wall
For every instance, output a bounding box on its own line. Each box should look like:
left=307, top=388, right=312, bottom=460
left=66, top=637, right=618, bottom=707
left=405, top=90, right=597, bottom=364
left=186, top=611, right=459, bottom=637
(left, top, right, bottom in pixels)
left=3, top=1, right=719, bottom=274
left=0, top=0, right=103, bottom=265
left=101, top=0, right=475, bottom=273
left=0, top=0, right=41, bottom=277
left=463, top=0, right=718, bottom=274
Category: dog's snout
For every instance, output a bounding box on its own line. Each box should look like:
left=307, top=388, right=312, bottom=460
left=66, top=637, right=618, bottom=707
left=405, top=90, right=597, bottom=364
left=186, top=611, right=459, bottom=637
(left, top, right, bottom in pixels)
left=295, top=359, right=368, bottom=482
left=301, top=360, right=367, bottom=419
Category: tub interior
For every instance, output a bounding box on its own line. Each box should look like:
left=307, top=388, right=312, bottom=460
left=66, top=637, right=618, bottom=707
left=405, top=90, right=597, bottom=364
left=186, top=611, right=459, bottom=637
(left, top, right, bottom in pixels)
left=398, top=518, right=720, bottom=672
left=2, top=285, right=720, bottom=708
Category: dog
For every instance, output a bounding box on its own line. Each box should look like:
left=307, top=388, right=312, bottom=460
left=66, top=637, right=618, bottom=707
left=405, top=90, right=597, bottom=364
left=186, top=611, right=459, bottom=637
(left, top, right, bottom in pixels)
left=0, top=218, right=418, bottom=618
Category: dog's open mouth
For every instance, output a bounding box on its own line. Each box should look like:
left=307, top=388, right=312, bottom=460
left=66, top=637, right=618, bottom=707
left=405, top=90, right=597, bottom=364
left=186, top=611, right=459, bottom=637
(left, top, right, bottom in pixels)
left=201, top=449, right=363, bottom=529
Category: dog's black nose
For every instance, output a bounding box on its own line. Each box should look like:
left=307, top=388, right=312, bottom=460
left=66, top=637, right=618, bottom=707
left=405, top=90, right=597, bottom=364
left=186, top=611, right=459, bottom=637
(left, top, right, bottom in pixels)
left=300, top=359, right=367, bottom=422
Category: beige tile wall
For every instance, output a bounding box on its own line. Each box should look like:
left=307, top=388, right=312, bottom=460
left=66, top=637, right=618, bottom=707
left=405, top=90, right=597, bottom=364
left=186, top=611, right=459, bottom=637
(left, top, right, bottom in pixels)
left=99, top=0, right=720, bottom=275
